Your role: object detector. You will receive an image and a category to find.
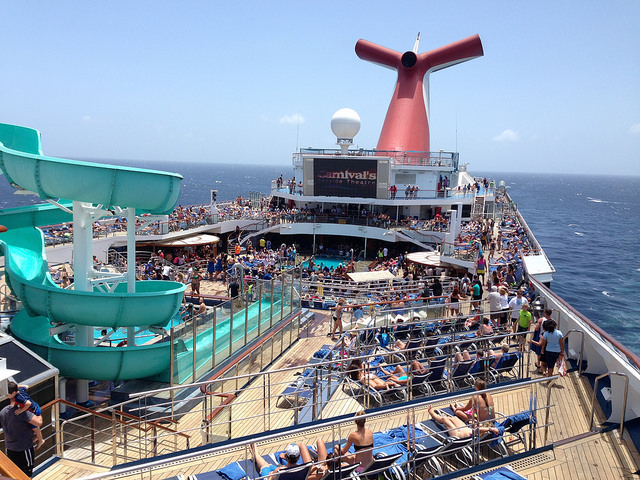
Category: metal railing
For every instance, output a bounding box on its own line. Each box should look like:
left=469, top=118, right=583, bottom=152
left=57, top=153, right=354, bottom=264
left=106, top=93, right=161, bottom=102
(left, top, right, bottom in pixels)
left=531, top=276, right=640, bottom=429
left=32, top=300, right=304, bottom=467
left=63, top=377, right=556, bottom=480
left=50, top=315, right=535, bottom=467
left=589, top=372, right=629, bottom=437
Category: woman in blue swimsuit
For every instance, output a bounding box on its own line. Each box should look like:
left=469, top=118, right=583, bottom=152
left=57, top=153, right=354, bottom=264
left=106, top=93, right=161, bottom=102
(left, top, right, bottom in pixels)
left=379, top=360, right=426, bottom=386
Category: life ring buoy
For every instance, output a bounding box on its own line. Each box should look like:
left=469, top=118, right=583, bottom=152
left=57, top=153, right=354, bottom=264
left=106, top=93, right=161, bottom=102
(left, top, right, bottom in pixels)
left=116, top=340, right=127, bottom=347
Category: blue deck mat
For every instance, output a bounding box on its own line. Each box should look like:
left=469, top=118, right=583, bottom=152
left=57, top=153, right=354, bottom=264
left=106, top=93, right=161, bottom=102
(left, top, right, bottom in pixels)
left=477, top=465, right=528, bottom=479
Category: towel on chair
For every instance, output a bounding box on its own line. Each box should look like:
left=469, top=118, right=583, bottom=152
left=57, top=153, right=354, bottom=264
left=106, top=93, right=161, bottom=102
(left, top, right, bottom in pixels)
left=216, top=461, right=247, bottom=480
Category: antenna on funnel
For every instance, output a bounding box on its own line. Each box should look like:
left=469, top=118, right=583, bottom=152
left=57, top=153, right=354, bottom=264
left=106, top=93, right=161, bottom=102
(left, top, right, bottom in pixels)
left=413, top=32, right=421, bottom=53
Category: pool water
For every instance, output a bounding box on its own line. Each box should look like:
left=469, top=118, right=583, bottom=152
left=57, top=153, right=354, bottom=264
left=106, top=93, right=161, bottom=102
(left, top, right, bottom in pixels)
left=94, top=298, right=284, bottom=344
left=302, top=255, right=356, bottom=271
left=94, top=316, right=183, bottom=343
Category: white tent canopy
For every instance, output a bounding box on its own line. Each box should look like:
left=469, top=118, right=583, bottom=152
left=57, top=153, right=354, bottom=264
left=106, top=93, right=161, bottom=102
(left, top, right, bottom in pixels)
left=406, top=251, right=445, bottom=267
left=151, top=234, right=220, bottom=247
left=346, top=270, right=395, bottom=283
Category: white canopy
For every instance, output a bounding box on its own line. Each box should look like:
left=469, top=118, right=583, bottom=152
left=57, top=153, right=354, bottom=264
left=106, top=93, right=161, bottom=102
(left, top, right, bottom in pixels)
left=347, top=270, right=396, bottom=283
left=406, top=251, right=446, bottom=267
left=153, top=234, right=220, bottom=247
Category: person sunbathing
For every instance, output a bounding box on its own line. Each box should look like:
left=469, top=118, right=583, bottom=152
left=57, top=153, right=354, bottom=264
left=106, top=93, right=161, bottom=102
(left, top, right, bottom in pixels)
left=255, top=438, right=350, bottom=480
left=450, top=379, right=495, bottom=423
left=339, top=331, right=359, bottom=352
left=428, top=405, right=499, bottom=439
left=348, top=360, right=401, bottom=390
left=251, top=442, right=303, bottom=479
left=428, top=406, right=472, bottom=439
left=334, top=410, right=374, bottom=472
left=308, top=439, right=352, bottom=480
left=379, top=361, right=428, bottom=386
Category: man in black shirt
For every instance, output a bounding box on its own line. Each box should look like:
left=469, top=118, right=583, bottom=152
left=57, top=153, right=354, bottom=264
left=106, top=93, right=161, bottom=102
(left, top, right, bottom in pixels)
left=229, top=281, right=240, bottom=299
left=431, top=278, right=443, bottom=297
left=0, top=395, right=42, bottom=477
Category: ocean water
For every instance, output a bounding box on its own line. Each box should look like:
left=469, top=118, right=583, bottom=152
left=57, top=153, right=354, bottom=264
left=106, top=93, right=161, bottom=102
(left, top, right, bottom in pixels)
left=499, top=173, right=640, bottom=354
left=1, top=161, right=638, bottom=354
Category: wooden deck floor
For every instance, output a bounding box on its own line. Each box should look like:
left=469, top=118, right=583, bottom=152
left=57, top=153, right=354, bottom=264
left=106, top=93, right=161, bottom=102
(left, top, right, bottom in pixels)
left=35, top=311, right=640, bottom=480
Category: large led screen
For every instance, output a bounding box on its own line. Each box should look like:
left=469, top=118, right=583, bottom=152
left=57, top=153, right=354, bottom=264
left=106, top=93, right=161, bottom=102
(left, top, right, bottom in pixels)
left=313, top=158, right=377, bottom=198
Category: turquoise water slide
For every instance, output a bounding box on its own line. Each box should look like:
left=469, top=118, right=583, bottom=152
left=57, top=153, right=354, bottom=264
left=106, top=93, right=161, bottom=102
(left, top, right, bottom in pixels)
left=0, top=123, right=187, bottom=380
left=0, top=123, right=181, bottom=214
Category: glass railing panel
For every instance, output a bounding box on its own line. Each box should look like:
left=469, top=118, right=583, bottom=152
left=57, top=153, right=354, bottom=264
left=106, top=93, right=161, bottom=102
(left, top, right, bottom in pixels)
left=262, top=336, right=273, bottom=366
left=273, top=329, right=283, bottom=357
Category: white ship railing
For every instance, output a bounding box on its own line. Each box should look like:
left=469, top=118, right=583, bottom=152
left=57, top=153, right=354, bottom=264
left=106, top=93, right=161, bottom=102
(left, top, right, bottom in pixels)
left=530, top=276, right=640, bottom=424
left=292, top=148, right=458, bottom=169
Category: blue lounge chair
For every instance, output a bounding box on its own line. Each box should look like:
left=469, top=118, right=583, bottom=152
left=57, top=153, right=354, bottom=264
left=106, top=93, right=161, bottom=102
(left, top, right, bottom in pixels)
left=472, top=465, right=529, bottom=479
left=422, top=336, right=442, bottom=358
left=489, top=352, right=521, bottom=383
left=481, top=410, right=536, bottom=456
left=409, top=369, right=431, bottom=398
left=449, top=360, right=475, bottom=390
left=423, top=357, right=447, bottom=395
left=318, top=462, right=361, bottom=480
left=276, top=463, right=313, bottom=480
left=422, top=414, right=475, bottom=457
left=354, top=452, right=403, bottom=480
left=342, top=375, right=406, bottom=407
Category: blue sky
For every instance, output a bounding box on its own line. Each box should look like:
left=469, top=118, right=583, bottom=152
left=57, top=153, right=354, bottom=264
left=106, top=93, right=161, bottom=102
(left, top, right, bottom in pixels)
left=1, top=1, right=639, bottom=175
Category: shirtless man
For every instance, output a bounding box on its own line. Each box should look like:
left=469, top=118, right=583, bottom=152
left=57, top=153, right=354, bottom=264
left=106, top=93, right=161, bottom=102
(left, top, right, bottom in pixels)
left=197, top=298, right=207, bottom=315
left=428, top=405, right=499, bottom=439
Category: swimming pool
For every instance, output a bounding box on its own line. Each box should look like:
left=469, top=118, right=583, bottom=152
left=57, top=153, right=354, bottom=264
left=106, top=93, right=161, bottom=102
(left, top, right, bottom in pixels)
left=94, top=316, right=182, bottom=343
left=93, top=298, right=285, bottom=346
left=302, top=255, right=356, bottom=271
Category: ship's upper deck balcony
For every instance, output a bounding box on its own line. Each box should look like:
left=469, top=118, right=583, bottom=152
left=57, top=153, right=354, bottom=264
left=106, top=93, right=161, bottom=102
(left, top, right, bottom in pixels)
left=293, top=148, right=459, bottom=171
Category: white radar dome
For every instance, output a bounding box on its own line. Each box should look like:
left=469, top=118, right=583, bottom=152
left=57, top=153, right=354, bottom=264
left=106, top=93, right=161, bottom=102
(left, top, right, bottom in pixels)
left=331, top=108, right=361, bottom=140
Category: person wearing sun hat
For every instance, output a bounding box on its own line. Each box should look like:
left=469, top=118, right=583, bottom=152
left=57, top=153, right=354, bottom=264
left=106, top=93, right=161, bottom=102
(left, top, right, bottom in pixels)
left=250, top=442, right=301, bottom=479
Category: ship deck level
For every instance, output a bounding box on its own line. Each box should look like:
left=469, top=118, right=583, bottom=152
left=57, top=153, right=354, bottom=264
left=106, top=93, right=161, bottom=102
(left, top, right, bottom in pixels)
left=33, top=311, right=640, bottom=480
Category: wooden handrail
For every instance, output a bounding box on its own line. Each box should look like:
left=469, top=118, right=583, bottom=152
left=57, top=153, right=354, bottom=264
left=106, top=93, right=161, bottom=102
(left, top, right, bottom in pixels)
left=0, top=450, right=30, bottom=480
left=40, top=398, right=190, bottom=440
left=204, top=393, right=236, bottom=423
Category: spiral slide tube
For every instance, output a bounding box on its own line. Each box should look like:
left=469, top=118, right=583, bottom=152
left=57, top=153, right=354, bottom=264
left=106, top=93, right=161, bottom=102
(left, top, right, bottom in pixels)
left=0, top=123, right=186, bottom=380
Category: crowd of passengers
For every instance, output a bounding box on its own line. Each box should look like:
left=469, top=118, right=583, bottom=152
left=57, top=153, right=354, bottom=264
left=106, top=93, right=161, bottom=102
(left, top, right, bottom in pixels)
left=333, top=271, right=563, bottom=379
left=164, top=193, right=456, bottom=234
left=49, top=175, right=503, bottom=245
left=138, top=241, right=294, bottom=287
left=53, top=192, right=459, bottom=240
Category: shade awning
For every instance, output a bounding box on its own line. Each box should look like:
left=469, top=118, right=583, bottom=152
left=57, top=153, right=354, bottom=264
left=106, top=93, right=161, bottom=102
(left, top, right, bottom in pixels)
left=148, top=234, right=220, bottom=247
left=0, top=334, right=58, bottom=386
left=406, top=251, right=446, bottom=267
left=347, top=270, right=396, bottom=283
